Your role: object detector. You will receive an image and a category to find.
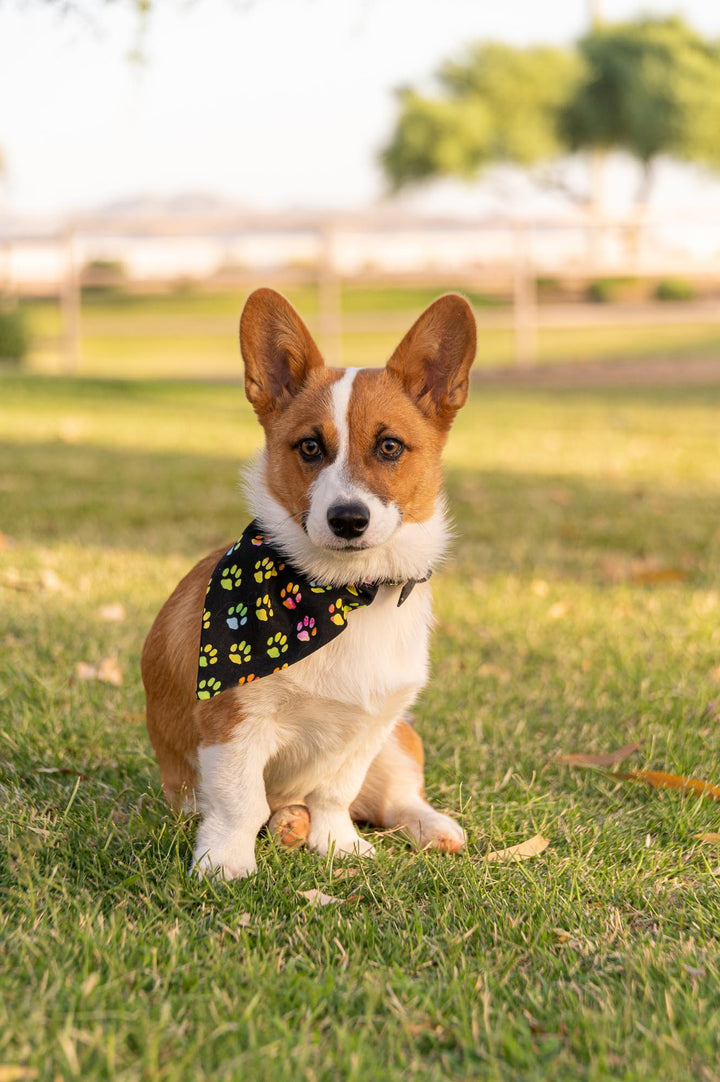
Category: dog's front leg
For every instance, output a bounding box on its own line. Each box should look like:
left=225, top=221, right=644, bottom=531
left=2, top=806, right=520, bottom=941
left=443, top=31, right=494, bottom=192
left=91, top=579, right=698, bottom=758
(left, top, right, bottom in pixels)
left=305, top=753, right=377, bottom=860
left=192, top=721, right=277, bottom=880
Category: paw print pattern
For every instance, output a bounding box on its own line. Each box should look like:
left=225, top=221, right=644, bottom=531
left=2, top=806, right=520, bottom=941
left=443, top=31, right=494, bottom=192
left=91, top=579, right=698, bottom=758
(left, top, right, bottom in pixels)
left=255, top=594, right=274, bottom=622
left=296, top=616, right=317, bottom=641
left=251, top=533, right=266, bottom=546
left=266, top=632, right=288, bottom=659
left=228, top=641, right=251, bottom=665
left=220, top=564, right=242, bottom=591
left=281, top=582, right=302, bottom=609
left=198, top=644, right=218, bottom=667
left=236, top=673, right=257, bottom=685
left=226, top=603, right=248, bottom=630
left=197, top=676, right=222, bottom=699
left=309, top=581, right=334, bottom=594
left=328, top=599, right=347, bottom=626
left=254, top=556, right=278, bottom=583
left=202, top=608, right=211, bottom=629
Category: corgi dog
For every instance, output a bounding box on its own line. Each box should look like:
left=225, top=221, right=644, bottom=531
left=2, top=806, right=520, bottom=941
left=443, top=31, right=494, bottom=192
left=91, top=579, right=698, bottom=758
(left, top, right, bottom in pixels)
left=141, top=288, right=476, bottom=879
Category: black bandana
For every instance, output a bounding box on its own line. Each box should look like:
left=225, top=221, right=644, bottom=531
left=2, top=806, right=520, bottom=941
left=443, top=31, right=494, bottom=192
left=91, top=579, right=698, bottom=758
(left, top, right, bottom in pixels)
left=197, top=521, right=391, bottom=699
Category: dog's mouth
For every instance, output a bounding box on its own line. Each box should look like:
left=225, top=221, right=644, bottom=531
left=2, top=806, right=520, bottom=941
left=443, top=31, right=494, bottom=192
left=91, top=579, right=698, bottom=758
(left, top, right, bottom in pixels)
left=324, top=541, right=370, bottom=553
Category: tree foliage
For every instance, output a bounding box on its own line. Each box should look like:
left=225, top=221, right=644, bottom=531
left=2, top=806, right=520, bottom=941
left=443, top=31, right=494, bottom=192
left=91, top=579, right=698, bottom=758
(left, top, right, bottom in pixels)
left=381, top=43, right=581, bottom=190
left=561, top=17, right=720, bottom=170
left=381, top=17, right=720, bottom=198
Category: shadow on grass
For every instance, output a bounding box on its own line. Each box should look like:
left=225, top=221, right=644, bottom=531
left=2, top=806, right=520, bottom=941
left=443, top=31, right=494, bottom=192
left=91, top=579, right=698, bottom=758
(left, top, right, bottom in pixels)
left=3, top=437, right=719, bottom=585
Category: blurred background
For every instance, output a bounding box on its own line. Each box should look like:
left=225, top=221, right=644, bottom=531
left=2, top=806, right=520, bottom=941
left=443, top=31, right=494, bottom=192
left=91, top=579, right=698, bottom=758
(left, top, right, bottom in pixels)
left=2, top=0, right=720, bottom=379
left=3, top=9, right=720, bottom=1074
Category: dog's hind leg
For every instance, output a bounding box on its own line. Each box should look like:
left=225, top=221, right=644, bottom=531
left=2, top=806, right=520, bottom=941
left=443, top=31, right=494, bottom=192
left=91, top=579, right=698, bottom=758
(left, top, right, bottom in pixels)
left=351, top=719, right=465, bottom=853
left=152, top=737, right=198, bottom=814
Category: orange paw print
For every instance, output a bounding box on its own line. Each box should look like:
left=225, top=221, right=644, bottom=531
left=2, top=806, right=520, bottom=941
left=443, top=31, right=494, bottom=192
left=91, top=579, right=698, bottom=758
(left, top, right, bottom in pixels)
left=281, top=582, right=302, bottom=609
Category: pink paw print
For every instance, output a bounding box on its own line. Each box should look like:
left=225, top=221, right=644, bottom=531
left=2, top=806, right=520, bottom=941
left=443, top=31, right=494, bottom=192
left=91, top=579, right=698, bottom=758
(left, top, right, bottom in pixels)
left=296, top=615, right=317, bottom=641
left=281, top=582, right=302, bottom=609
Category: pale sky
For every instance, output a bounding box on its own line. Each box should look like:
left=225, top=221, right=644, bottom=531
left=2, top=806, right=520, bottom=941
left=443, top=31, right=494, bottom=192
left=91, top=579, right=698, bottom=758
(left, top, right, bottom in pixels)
left=2, top=0, right=720, bottom=219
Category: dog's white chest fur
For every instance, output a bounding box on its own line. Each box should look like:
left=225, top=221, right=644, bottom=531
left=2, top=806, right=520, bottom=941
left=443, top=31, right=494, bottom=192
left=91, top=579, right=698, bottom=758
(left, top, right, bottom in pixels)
left=233, top=583, right=432, bottom=805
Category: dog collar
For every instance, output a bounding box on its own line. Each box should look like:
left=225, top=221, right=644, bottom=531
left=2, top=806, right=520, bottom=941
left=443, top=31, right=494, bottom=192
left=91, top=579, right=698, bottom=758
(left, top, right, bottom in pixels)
left=196, top=520, right=429, bottom=699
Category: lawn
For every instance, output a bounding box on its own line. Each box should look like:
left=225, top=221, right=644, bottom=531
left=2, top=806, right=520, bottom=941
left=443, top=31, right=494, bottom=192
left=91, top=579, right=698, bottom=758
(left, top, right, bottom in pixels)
left=1, top=373, right=720, bottom=1081
left=19, top=287, right=720, bottom=377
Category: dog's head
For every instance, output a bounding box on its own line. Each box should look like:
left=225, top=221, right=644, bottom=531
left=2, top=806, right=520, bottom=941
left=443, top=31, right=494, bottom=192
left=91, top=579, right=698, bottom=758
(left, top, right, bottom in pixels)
left=240, top=288, right=476, bottom=586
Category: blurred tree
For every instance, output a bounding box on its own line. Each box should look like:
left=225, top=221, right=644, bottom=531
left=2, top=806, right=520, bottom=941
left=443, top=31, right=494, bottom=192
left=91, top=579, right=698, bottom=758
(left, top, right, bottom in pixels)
left=382, top=17, right=720, bottom=211
left=561, top=16, right=720, bottom=205
left=382, top=43, right=581, bottom=192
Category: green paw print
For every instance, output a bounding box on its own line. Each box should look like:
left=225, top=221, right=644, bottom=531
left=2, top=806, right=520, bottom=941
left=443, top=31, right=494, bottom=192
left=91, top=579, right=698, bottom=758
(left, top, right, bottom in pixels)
left=228, top=641, right=251, bottom=665
left=202, top=608, right=211, bottom=629
left=255, top=594, right=274, bottom=622
left=220, top=564, right=242, bottom=591
left=254, top=556, right=278, bottom=583
left=198, top=643, right=218, bottom=667
left=266, top=632, right=288, bottom=659
left=328, top=599, right=347, bottom=626
left=197, top=676, right=222, bottom=700
left=309, top=581, right=334, bottom=594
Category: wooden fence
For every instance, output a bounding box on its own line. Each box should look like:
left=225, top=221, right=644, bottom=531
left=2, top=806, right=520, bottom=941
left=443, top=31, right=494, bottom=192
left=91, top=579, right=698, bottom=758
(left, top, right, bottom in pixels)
left=2, top=212, right=719, bottom=373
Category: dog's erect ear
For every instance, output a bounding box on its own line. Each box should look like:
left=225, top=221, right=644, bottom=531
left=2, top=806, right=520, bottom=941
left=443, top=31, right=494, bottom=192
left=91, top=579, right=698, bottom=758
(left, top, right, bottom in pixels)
left=240, top=288, right=325, bottom=418
left=386, top=294, right=476, bottom=429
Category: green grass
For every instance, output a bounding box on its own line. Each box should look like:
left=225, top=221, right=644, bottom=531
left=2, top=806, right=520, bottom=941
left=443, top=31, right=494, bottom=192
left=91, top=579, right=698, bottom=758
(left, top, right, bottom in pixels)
left=2, top=375, right=720, bottom=1080
left=19, top=288, right=720, bottom=377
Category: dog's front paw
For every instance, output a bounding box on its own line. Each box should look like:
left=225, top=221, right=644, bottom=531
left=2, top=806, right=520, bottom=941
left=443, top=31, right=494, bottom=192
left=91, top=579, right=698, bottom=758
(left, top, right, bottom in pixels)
left=308, top=815, right=375, bottom=859
left=192, top=850, right=258, bottom=880
left=191, top=834, right=258, bottom=880
left=337, top=835, right=376, bottom=859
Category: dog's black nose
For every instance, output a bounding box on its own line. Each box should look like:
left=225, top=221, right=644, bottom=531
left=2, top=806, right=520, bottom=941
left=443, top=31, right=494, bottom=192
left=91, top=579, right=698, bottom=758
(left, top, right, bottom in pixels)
left=327, top=501, right=370, bottom=539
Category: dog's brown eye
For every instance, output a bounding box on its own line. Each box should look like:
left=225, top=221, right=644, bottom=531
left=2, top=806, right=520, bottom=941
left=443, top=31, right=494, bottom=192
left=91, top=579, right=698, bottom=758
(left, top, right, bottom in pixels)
left=377, top=437, right=404, bottom=461
left=298, top=438, right=324, bottom=462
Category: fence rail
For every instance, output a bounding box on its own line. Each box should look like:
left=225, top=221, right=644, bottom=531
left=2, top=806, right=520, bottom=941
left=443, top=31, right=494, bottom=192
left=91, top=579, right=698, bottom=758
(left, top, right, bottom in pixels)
left=2, top=211, right=719, bottom=372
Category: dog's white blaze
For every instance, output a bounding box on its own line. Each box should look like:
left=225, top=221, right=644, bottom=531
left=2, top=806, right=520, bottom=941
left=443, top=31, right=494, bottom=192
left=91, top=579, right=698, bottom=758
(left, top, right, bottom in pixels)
left=305, top=366, right=402, bottom=551
left=329, top=366, right=357, bottom=475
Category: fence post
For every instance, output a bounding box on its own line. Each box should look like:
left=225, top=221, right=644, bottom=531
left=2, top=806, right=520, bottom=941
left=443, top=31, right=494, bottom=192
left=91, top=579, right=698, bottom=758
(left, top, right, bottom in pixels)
left=60, top=229, right=81, bottom=375
left=512, top=225, right=537, bottom=366
left=317, top=223, right=342, bottom=365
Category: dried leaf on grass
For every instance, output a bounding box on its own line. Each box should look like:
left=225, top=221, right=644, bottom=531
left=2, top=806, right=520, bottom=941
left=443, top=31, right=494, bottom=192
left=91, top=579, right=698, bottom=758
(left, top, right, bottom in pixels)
left=618, top=770, right=720, bottom=801
left=486, top=834, right=549, bottom=863
left=1, top=568, right=66, bottom=593
left=39, top=568, right=65, bottom=593
left=552, top=743, right=642, bottom=769
left=37, top=766, right=88, bottom=779
left=297, top=888, right=344, bottom=906
left=0, top=1069, right=39, bottom=1082
left=98, top=602, right=126, bottom=622
left=630, top=566, right=688, bottom=585
left=692, top=832, right=720, bottom=844
left=555, top=744, right=720, bottom=803
left=600, top=555, right=689, bottom=585
left=75, top=658, right=123, bottom=686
